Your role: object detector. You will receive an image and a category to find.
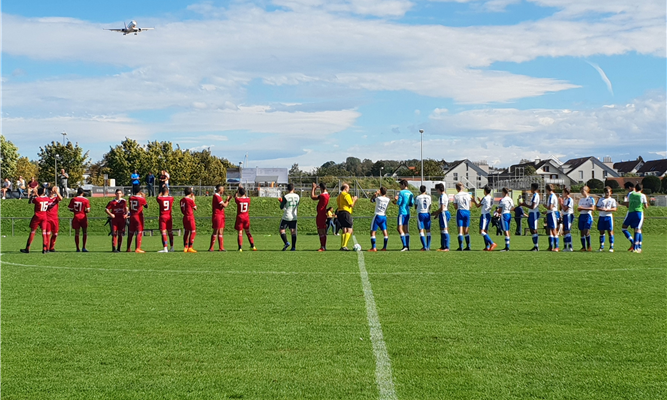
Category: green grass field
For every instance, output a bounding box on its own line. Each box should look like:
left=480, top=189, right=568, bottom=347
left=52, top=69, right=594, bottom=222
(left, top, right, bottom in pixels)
left=1, top=233, right=665, bottom=399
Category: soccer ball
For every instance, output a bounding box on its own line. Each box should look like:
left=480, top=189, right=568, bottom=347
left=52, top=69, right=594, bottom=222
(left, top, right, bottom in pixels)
left=353, top=243, right=362, bottom=251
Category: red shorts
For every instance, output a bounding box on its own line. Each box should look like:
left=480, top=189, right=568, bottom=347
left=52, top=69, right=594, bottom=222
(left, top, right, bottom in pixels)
left=316, top=213, right=327, bottom=230
left=183, top=216, right=196, bottom=232
left=235, top=216, right=250, bottom=231
left=112, top=218, right=126, bottom=234
left=159, top=216, right=172, bottom=231
left=72, top=216, right=88, bottom=229
left=129, top=215, right=144, bottom=232
left=29, top=215, right=48, bottom=231
left=212, top=215, right=225, bottom=230
left=48, top=218, right=59, bottom=233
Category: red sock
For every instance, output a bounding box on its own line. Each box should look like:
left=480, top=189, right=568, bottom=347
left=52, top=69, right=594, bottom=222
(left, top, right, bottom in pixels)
left=126, top=233, right=134, bottom=250
left=117, top=236, right=123, bottom=250
left=83, top=234, right=87, bottom=249
left=112, top=234, right=118, bottom=249
left=43, top=233, right=50, bottom=251
left=183, top=231, right=190, bottom=248
left=246, top=231, right=254, bottom=247
left=218, top=235, right=224, bottom=250
left=75, top=234, right=80, bottom=250
left=26, top=230, right=36, bottom=249
left=320, top=234, right=326, bottom=248
left=237, top=233, right=243, bottom=248
left=189, top=231, right=196, bottom=247
left=169, top=232, right=174, bottom=247
left=210, top=235, right=216, bottom=250
left=161, top=232, right=168, bottom=247
left=137, top=233, right=142, bottom=250
left=50, top=233, right=57, bottom=250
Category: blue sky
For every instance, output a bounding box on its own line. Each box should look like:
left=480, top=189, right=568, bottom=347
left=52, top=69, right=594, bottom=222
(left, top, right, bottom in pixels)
left=2, top=0, right=666, bottom=170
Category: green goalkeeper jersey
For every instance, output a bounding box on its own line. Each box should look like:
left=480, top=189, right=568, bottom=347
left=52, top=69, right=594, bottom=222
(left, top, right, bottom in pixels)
left=627, top=191, right=646, bottom=213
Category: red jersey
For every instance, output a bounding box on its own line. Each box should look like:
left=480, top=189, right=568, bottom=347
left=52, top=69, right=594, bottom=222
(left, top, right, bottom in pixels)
left=317, top=193, right=330, bottom=215
left=129, top=195, right=148, bottom=216
left=235, top=197, right=250, bottom=217
left=106, top=199, right=128, bottom=221
left=212, top=193, right=226, bottom=217
left=47, top=196, right=61, bottom=221
left=157, top=196, right=174, bottom=217
left=68, top=196, right=90, bottom=218
left=32, top=196, right=51, bottom=218
left=180, top=197, right=196, bottom=217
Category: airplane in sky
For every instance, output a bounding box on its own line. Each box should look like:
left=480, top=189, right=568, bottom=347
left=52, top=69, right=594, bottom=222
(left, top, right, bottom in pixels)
left=105, top=20, right=153, bottom=35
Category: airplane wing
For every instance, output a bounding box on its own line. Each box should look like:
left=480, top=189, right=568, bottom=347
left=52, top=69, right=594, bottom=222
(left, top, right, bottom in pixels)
left=138, top=28, right=154, bottom=31
left=105, top=29, right=127, bottom=32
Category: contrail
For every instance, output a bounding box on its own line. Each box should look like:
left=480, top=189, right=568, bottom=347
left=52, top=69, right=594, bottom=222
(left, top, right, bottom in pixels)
left=586, top=61, right=613, bottom=95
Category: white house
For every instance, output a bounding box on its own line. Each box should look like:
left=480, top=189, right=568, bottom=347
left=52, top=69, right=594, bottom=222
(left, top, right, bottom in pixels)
left=561, top=157, right=619, bottom=184
left=443, top=159, right=488, bottom=189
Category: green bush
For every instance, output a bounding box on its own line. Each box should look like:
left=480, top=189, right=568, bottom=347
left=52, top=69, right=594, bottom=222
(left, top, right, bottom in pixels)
left=605, top=179, right=620, bottom=189
left=642, top=175, right=662, bottom=194
left=586, top=178, right=604, bottom=190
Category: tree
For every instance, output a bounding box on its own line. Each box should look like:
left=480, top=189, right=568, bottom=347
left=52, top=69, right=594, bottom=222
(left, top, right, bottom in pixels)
left=418, top=159, right=444, bottom=177
left=642, top=176, right=661, bottom=194
left=0, top=135, right=19, bottom=179
left=524, top=165, right=537, bottom=176
left=289, top=163, right=302, bottom=176
left=15, top=157, right=39, bottom=180
left=87, top=160, right=108, bottom=186
left=370, top=161, right=386, bottom=177
left=345, top=157, right=361, bottom=175
left=103, top=138, right=148, bottom=186
left=604, top=179, right=620, bottom=190
left=37, top=141, right=89, bottom=187
left=586, top=178, right=604, bottom=190
left=189, top=148, right=229, bottom=186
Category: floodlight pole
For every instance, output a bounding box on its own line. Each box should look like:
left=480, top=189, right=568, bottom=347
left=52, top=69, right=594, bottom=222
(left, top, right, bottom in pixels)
left=380, top=167, right=383, bottom=189
left=419, top=129, right=424, bottom=186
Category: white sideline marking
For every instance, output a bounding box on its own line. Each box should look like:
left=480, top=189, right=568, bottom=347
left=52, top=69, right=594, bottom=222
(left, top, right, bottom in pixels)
left=353, top=236, right=397, bottom=400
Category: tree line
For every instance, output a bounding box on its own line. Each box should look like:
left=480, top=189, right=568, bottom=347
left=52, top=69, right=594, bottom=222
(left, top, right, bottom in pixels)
left=1, top=136, right=233, bottom=188
left=289, top=157, right=447, bottom=178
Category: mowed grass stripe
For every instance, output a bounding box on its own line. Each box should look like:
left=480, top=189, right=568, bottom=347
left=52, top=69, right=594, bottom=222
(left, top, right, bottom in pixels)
left=363, top=237, right=666, bottom=399
left=353, top=236, right=398, bottom=400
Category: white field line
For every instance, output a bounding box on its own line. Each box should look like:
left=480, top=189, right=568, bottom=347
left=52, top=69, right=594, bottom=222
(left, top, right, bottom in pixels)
left=353, top=236, right=398, bottom=400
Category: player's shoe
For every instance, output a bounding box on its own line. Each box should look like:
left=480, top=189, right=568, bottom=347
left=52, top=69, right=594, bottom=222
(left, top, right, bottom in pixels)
left=82, top=248, right=89, bottom=252
left=488, top=243, right=497, bottom=252
left=580, top=248, right=587, bottom=252
left=282, top=243, right=290, bottom=251
left=420, top=248, right=427, bottom=251
left=318, top=248, right=326, bottom=252
left=252, top=247, right=257, bottom=251
left=368, top=248, right=377, bottom=252
left=340, top=247, right=350, bottom=251
left=76, top=249, right=81, bottom=252
left=380, top=248, right=387, bottom=251
left=49, top=249, right=56, bottom=252
left=135, top=249, right=145, bottom=253
left=187, top=248, right=197, bottom=253
left=609, top=248, right=614, bottom=253
left=400, top=247, right=409, bottom=252
left=464, top=247, right=471, bottom=251
left=169, top=247, right=174, bottom=252
left=219, top=248, right=226, bottom=252
left=598, top=248, right=604, bottom=252
left=208, top=248, right=215, bottom=252
left=500, top=248, right=509, bottom=252
left=628, top=245, right=635, bottom=252
left=42, top=250, right=49, bottom=254
left=456, top=248, right=463, bottom=251
left=183, top=247, right=189, bottom=253
left=158, top=248, right=169, bottom=253
left=530, top=247, right=539, bottom=252
left=20, top=248, right=29, bottom=253
left=587, top=247, right=592, bottom=252
left=238, top=248, right=243, bottom=252
left=290, top=248, right=296, bottom=251
left=552, top=248, right=559, bottom=252
left=633, top=248, right=642, bottom=253
left=547, top=247, right=552, bottom=252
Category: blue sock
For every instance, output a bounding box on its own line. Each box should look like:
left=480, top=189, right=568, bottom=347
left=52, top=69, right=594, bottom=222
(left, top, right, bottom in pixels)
left=599, top=235, right=605, bottom=249
left=400, top=234, right=406, bottom=247
left=420, top=234, right=426, bottom=249
left=548, top=236, right=553, bottom=248
left=426, top=233, right=431, bottom=249
left=445, top=233, right=450, bottom=249
left=441, top=232, right=447, bottom=249
left=609, top=235, right=614, bottom=249
left=565, top=233, right=571, bottom=248
left=532, top=234, right=539, bottom=247
left=554, top=236, right=559, bottom=249
left=458, top=235, right=463, bottom=249
left=371, top=237, right=376, bottom=249
left=406, top=234, right=410, bottom=248
left=623, top=229, right=632, bottom=243
left=580, top=237, right=586, bottom=248
left=638, top=233, right=643, bottom=249
left=505, top=236, right=510, bottom=249
left=586, top=235, right=591, bottom=248
left=383, top=236, right=388, bottom=249
left=465, top=235, right=470, bottom=248
left=483, top=234, right=493, bottom=247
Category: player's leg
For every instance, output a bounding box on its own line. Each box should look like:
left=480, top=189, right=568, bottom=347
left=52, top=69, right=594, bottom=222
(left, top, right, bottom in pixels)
left=237, top=229, right=243, bottom=251
left=218, top=227, right=225, bottom=251
left=127, top=229, right=135, bottom=252
left=418, top=215, right=427, bottom=250
left=598, top=218, right=605, bottom=251
left=290, top=225, right=297, bottom=251
left=280, top=220, right=290, bottom=251
left=209, top=221, right=217, bottom=251
left=188, top=224, right=197, bottom=252
left=183, top=229, right=190, bottom=251
left=49, top=220, right=59, bottom=251
left=370, top=215, right=378, bottom=250
left=425, top=217, right=432, bottom=250
left=456, top=211, right=464, bottom=250
left=318, top=227, right=327, bottom=251
left=74, top=227, right=81, bottom=251
left=245, top=227, right=255, bottom=250
left=381, top=228, right=389, bottom=250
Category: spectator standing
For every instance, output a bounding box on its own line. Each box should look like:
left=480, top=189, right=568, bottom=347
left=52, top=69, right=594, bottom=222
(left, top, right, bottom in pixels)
left=146, top=172, right=155, bottom=197
left=58, top=169, right=69, bottom=198
left=131, top=170, right=141, bottom=195
left=514, top=205, right=525, bottom=236
left=159, top=170, right=170, bottom=192
left=28, top=177, right=40, bottom=199
left=17, top=176, right=26, bottom=199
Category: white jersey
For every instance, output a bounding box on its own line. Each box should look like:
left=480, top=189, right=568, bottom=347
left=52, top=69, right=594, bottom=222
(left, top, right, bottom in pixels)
left=372, top=196, right=390, bottom=216
left=280, top=192, right=300, bottom=221
left=454, top=192, right=472, bottom=211
left=415, top=193, right=432, bottom=214
left=578, top=196, right=595, bottom=215
left=561, top=197, right=574, bottom=215
left=596, top=197, right=617, bottom=217
left=527, top=192, right=540, bottom=214
left=480, top=194, right=493, bottom=215
left=439, top=193, right=449, bottom=211
left=499, top=196, right=514, bottom=214
left=546, top=193, right=558, bottom=214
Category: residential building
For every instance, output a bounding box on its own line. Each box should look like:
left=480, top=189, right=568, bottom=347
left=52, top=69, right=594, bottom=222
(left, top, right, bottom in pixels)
left=637, top=159, right=667, bottom=178
left=561, top=157, right=619, bottom=184
left=613, top=157, right=644, bottom=176
left=442, top=159, right=488, bottom=189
